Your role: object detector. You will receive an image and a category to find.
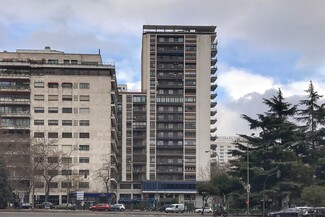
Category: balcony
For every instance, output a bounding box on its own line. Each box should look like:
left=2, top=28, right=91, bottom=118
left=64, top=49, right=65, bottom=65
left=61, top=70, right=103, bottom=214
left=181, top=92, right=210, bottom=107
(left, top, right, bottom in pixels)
left=0, top=111, right=30, bottom=117
left=0, top=85, right=30, bottom=92
left=211, top=66, right=217, bottom=75
left=210, top=126, right=217, bottom=133
left=210, top=119, right=217, bottom=125
left=156, top=151, right=183, bottom=156
left=157, top=170, right=183, bottom=174
left=157, top=82, right=183, bottom=89
left=211, top=83, right=218, bottom=92
left=133, top=169, right=146, bottom=174
left=157, top=65, right=184, bottom=71
left=157, top=161, right=183, bottom=165
left=157, top=73, right=184, bottom=79
left=0, top=98, right=30, bottom=105
left=157, top=48, right=184, bottom=54
left=211, top=101, right=217, bottom=108
left=211, top=75, right=217, bottom=83
left=157, top=56, right=184, bottom=62
left=211, top=110, right=217, bottom=116
left=211, top=58, right=217, bottom=66
left=210, top=144, right=217, bottom=150
left=133, top=144, right=146, bottom=149
left=157, top=126, right=183, bottom=131
left=211, top=93, right=217, bottom=99
left=211, top=43, right=217, bottom=57
left=156, top=144, right=183, bottom=149
left=210, top=136, right=217, bottom=142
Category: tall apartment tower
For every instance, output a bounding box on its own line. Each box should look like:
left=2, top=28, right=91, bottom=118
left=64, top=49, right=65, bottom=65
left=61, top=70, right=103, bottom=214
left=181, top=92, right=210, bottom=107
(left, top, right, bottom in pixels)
left=115, top=25, right=217, bottom=205
left=141, top=25, right=217, bottom=181
left=0, top=47, right=119, bottom=204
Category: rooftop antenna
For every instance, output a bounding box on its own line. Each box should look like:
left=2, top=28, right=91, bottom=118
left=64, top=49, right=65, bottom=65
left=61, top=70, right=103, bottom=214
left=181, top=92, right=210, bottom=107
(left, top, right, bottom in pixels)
left=98, top=49, right=101, bottom=55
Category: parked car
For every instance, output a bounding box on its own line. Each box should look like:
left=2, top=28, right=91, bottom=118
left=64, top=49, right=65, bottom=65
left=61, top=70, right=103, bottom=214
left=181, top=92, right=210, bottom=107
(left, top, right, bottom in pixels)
left=89, top=203, right=111, bottom=211
left=165, top=204, right=185, bottom=213
left=268, top=208, right=308, bottom=217
left=35, top=202, right=54, bottom=209
left=158, top=204, right=171, bottom=212
left=111, top=204, right=125, bottom=211
left=195, top=207, right=213, bottom=213
left=21, top=203, right=33, bottom=209
left=53, top=203, right=76, bottom=210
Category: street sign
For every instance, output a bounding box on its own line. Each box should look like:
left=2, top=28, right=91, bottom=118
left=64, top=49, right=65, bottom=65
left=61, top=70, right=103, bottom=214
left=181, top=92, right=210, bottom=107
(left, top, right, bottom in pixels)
left=76, top=191, right=84, bottom=201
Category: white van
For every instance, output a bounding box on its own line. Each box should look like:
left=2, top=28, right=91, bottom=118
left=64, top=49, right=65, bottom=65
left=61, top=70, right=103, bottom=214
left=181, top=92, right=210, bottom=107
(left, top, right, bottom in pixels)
left=165, top=204, right=185, bottom=213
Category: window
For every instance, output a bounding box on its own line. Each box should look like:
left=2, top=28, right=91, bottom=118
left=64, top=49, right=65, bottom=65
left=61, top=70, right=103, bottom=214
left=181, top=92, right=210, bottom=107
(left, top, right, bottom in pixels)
left=63, top=60, right=70, bottom=64
left=62, top=120, right=72, bottom=126
left=48, top=107, right=59, bottom=113
left=34, top=94, right=44, bottom=101
left=79, top=182, right=89, bottom=188
left=34, top=119, right=44, bottom=125
left=35, top=182, right=44, bottom=188
left=62, top=107, right=72, bottom=113
left=62, top=95, right=72, bottom=101
left=79, top=145, right=89, bottom=151
left=48, top=120, right=58, bottom=126
left=62, top=132, right=72, bottom=138
left=79, top=170, right=89, bottom=177
left=62, top=83, right=73, bottom=88
left=79, top=133, right=90, bottom=138
left=34, top=82, right=44, bottom=88
left=79, top=120, right=90, bottom=126
left=49, top=182, right=58, bottom=188
left=48, top=132, right=58, bottom=138
left=79, top=108, right=90, bottom=114
left=48, top=83, right=59, bottom=88
left=71, top=60, right=78, bottom=64
left=48, top=157, right=58, bottom=163
left=34, top=132, right=44, bottom=138
left=61, top=182, right=72, bottom=188
left=48, top=59, right=58, bottom=64
left=79, top=157, right=89, bottom=163
left=34, top=107, right=44, bottom=113
left=79, top=95, right=90, bottom=101
left=48, top=95, right=58, bottom=101
left=79, top=83, right=90, bottom=89
left=62, top=157, right=72, bottom=164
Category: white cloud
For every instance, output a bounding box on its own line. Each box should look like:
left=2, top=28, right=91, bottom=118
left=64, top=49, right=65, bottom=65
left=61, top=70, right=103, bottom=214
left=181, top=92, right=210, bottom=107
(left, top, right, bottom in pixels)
left=218, top=68, right=275, bottom=100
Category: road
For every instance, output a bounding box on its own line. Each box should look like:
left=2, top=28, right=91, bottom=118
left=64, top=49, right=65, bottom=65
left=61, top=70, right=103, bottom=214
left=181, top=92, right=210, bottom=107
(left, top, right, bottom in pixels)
left=0, top=210, right=211, bottom=217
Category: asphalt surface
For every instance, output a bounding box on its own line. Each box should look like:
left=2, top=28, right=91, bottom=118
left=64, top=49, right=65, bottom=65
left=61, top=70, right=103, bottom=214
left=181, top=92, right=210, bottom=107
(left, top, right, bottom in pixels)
left=0, top=210, right=213, bottom=217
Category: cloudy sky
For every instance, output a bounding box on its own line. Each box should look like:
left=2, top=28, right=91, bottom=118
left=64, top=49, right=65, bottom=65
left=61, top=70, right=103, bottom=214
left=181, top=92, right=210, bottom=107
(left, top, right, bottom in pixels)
left=1, top=0, right=324, bottom=137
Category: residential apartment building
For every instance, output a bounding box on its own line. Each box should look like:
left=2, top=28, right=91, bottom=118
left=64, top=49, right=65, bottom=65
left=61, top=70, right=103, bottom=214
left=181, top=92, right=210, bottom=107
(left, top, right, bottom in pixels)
left=117, top=25, right=217, bottom=207
left=1, top=24, right=217, bottom=207
left=214, top=136, right=240, bottom=167
left=0, top=47, right=119, bottom=205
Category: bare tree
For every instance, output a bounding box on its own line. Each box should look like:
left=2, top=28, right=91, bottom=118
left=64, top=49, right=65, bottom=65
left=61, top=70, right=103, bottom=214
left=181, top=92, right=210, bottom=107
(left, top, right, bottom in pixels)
left=30, top=138, right=65, bottom=202
left=96, top=154, right=118, bottom=202
left=0, top=129, right=31, bottom=200
left=61, top=149, right=83, bottom=205
left=96, top=157, right=112, bottom=196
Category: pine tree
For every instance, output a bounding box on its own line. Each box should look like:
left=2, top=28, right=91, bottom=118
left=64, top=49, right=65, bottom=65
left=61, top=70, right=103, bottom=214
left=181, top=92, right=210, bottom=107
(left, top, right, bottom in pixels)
left=297, top=81, right=325, bottom=182
left=230, top=89, right=312, bottom=208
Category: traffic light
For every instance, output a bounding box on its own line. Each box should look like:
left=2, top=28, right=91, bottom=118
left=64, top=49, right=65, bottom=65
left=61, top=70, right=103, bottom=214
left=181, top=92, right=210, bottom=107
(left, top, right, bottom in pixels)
left=276, top=170, right=281, bottom=178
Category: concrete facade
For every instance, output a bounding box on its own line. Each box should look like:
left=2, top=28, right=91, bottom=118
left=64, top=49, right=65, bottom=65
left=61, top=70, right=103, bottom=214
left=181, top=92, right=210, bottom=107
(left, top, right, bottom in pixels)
left=0, top=47, right=119, bottom=205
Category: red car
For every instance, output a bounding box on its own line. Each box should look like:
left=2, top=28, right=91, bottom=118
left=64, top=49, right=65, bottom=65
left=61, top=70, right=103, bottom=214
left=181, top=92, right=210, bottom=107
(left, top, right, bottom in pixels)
left=89, top=203, right=111, bottom=211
